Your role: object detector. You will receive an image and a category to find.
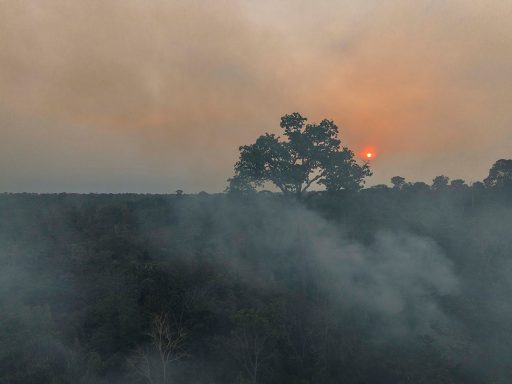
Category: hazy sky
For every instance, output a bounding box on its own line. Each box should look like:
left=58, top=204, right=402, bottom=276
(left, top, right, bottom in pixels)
left=1, top=0, right=511, bottom=192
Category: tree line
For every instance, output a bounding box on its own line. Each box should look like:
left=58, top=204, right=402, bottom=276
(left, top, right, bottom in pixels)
left=1, top=113, right=512, bottom=384
left=226, top=112, right=512, bottom=197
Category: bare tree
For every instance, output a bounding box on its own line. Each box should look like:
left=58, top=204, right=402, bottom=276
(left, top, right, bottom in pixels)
left=226, top=308, right=276, bottom=384
left=129, top=347, right=156, bottom=384
left=128, top=313, right=187, bottom=384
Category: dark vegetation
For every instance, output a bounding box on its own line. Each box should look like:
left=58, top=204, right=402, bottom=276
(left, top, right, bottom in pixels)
left=1, top=176, right=512, bottom=383
left=228, top=113, right=371, bottom=197
left=2, top=114, right=512, bottom=383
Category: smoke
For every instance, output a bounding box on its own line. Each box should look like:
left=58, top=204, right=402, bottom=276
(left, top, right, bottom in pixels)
left=2, top=192, right=512, bottom=382
left=162, top=194, right=512, bottom=381
left=1, top=1, right=512, bottom=191
left=170, top=196, right=460, bottom=338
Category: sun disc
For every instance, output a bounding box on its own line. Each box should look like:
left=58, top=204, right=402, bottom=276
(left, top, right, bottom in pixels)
left=359, top=147, right=377, bottom=160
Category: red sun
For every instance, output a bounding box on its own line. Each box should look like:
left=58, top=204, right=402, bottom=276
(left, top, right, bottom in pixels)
left=359, top=148, right=377, bottom=160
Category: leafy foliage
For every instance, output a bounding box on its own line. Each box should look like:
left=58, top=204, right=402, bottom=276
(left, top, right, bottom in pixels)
left=432, top=175, right=450, bottom=191
left=228, top=113, right=371, bottom=197
left=1, top=159, right=512, bottom=383
left=484, top=159, right=512, bottom=188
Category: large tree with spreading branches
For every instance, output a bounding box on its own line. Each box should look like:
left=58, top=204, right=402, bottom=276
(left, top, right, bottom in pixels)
left=227, top=113, right=372, bottom=197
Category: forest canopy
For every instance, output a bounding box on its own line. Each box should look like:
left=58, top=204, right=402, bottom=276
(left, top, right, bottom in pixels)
left=1, top=160, right=512, bottom=383
left=1, top=115, right=511, bottom=383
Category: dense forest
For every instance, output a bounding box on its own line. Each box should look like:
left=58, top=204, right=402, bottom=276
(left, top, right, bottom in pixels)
left=1, top=175, right=512, bottom=383
left=3, top=0, right=512, bottom=380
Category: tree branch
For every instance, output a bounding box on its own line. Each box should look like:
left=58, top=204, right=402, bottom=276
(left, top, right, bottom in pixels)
left=302, top=173, right=323, bottom=193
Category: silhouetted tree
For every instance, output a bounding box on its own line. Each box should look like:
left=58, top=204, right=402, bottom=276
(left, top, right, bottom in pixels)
left=431, top=175, right=450, bottom=191
left=370, top=184, right=389, bottom=190
left=228, top=113, right=371, bottom=198
left=450, top=179, right=467, bottom=190
left=410, top=181, right=430, bottom=193
left=471, top=181, right=485, bottom=191
left=484, top=159, right=512, bottom=188
left=128, top=313, right=187, bottom=384
left=391, top=176, right=406, bottom=190
left=225, top=174, right=256, bottom=194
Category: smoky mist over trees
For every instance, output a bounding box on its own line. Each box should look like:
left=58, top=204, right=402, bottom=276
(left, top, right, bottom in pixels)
left=1, top=113, right=512, bottom=384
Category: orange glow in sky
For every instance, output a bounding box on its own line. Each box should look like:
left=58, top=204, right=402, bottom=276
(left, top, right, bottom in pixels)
left=360, top=148, right=377, bottom=161
left=1, top=1, right=511, bottom=192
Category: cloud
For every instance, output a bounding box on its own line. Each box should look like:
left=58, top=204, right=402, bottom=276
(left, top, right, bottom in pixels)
left=1, top=0, right=511, bottom=191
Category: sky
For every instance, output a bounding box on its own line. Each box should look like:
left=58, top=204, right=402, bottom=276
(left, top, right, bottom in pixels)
left=1, top=0, right=512, bottom=193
